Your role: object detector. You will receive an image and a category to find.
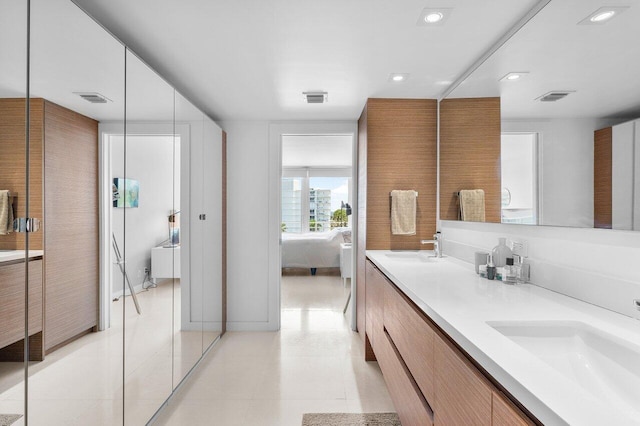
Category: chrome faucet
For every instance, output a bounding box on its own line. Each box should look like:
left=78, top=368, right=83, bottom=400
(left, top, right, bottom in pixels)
left=420, top=232, right=442, bottom=258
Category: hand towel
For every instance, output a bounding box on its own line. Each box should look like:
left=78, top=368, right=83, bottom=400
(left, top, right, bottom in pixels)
left=459, top=189, right=485, bottom=222
left=390, top=190, right=417, bottom=235
left=0, top=190, right=14, bottom=235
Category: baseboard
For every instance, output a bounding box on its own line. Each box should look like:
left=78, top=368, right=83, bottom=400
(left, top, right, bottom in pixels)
left=225, top=321, right=279, bottom=331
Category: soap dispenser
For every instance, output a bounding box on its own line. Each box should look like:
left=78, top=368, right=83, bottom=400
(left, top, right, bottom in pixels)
left=491, top=237, right=512, bottom=268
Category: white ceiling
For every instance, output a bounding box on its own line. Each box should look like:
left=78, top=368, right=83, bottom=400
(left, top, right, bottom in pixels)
left=71, top=0, right=541, bottom=121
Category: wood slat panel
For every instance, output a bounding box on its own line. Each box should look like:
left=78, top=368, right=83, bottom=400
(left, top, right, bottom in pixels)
left=383, top=276, right=435, bottom=404
left=0, top=98, right=44, bottom=250
left=365, top=99, right=437, bottom=250
left=43, top=100, right=99, bottom=351
left=434, top=332, right=492, bottom=426
left=440, top=97, right=501, bottom=223
left=594, top=127, right=612, bottom=229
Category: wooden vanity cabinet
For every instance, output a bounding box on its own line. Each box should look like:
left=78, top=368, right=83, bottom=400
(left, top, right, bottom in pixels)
left=365, top=258, right=537, bottom=426
left=434, top=333, right=492, bottom=425
left=0, top=259, right=43, bottom=361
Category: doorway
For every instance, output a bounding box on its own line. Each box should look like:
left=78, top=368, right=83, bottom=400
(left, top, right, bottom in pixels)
left=501, top=132, right=539, bottom=225
left=269, top=123, right=357, bottom=331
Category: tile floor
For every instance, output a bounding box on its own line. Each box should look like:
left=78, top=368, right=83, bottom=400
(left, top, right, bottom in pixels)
left=154, top=275, right=394, bottom=426
left=0, top=281, right=219, bottom=426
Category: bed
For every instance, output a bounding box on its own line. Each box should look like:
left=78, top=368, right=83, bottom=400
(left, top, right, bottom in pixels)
left=281, top=228, right=349, bottom=271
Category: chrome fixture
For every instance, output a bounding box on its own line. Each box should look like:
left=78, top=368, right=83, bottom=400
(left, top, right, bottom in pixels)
left=634, top=299, right=640, bottom=311
left=13, top=217, right=41, bottom=233
left=421, top=231, right=442, bottom=258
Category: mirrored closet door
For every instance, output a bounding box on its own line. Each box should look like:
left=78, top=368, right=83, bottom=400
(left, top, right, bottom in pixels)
left=0, top=0, right=29, bottom=423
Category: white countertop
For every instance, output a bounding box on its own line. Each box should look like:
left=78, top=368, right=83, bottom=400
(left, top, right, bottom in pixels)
left=367, top=250, right=640, bottom=426
left=0, top=250, right=44, bottom=264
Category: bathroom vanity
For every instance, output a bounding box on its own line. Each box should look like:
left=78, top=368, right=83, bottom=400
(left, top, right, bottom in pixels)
left=364, top=250, right=640, bottom=426
left=0, top=251, right=44, bottom=361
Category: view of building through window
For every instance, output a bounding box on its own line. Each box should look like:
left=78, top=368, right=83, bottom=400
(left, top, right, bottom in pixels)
left=281, top=176, right=350, bottom=233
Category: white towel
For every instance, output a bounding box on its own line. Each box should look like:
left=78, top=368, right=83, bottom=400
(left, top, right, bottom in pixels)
left=390, top=190, right=417, bottom=235
left=459, top=189, right=485, bottom=222
left=0, top=190, right=14, bottom=235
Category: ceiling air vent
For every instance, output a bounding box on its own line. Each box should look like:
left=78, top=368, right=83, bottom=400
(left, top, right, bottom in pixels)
left=536, top=91, right=575, bottom=102
left=303, top=92, right=328, bottom=104
left=74, top=92, right=111, bottom=104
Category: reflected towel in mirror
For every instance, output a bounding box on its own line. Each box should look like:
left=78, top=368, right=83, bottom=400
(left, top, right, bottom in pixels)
left=0, top=190, right=14, bottom=235
left=459, top=189, right=485, bottom=222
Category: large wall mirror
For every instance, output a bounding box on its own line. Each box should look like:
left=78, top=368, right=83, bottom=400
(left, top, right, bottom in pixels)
left=441, top=0, right=640, bottom=230
left=0, top=0, right=224, bottom=424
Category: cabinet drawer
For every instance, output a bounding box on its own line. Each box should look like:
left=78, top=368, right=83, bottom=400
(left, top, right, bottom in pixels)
left=384, top=279, right=435, bottom=403
left=365, top=261, right=385, bottom=354
left=493, top=391, right=535, bottom=426
left=378, top=327, right=434, bottom=426
left=434, top=334, right=492, bottom=426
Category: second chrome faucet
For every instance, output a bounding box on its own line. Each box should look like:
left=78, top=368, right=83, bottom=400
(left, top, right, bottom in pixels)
left=421, top=231, right=442, bottom=258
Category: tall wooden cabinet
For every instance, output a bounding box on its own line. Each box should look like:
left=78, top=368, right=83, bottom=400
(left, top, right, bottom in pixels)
left=0, top=98, right=99, bottom=355
left=356, top=98, right=437, bottom=344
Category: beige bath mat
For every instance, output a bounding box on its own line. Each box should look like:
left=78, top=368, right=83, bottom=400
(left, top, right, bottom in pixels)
left=302, top=412, right=400, bottom=426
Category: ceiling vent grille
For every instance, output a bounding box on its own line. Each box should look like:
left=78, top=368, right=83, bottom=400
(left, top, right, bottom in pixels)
left=74, top=92, right=111, bottom=104
left=303, top=92, right=328, bottom=104
left=536, top=91, right=575, bottom=102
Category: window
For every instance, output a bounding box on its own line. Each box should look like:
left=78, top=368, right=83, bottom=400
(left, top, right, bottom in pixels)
left=281, top=173, right=351, bottom=233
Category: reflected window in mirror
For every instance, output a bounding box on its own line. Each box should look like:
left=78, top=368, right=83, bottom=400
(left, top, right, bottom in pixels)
left=501, top=133, right=538, bottom=225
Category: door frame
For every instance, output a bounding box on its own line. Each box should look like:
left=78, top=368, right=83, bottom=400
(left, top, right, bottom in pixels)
left=268, top=121, right=358, bottom=331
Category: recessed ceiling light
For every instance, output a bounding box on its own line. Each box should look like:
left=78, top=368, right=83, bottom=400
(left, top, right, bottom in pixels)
left=424, top=12, right=443, bottom=23
left=591, top=10, right=616, bottom=22
left=417, top=8, right=452, bottom=26
left=579, top=6, right=629, bottom=25
left=499, top=72, right=529, bottom=82
left=389, top=73, right=409, bottom=82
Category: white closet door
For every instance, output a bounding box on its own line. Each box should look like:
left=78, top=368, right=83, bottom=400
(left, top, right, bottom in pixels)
left=612, top=121, right=635, bottom=230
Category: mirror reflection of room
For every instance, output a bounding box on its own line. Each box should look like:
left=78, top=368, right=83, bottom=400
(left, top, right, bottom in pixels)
left=441, top=0, right=640, bottom=231
left=280, top=135, right=354, bottom=322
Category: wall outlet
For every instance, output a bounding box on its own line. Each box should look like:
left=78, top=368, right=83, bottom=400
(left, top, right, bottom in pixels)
left=144, top=267, right=150, bottom=274
left=511, top=240, right=529, bottom=257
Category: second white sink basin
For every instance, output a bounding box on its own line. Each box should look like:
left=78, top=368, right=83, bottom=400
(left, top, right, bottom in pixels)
left=488, top=320, right=640, bottom=418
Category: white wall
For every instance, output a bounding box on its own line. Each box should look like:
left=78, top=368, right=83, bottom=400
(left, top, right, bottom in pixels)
left=222, top=121, right=273, bottom=330
left=111, top=134, right=178, bottom=297
left=440, top=220, right=640, bottom=320
left=503, top=118, right=616, bottom=228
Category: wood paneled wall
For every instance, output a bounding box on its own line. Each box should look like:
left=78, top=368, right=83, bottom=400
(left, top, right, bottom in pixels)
left=594, top=127, right=612, bottom=229
left=43, top=100, right=99, bottom=351
left=357, top=98, right=438, bottom=340
left=363, top=99, right=438, bottom=249
left=440, top=97, right=501, bottom=223
left=0, top=98, right=44, bottom=250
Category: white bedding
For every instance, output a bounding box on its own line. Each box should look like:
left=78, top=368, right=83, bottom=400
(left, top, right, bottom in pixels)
left=281, top=229, right=345, bottom=268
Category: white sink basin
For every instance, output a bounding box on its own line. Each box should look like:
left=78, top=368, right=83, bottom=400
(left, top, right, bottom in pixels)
left=488, top=320, right=640, bottom=418
left=384, top=251, right=445, bottom=262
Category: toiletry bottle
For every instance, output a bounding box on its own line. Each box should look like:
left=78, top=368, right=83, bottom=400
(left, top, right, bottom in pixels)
left=515, top=255, right=530, bottom=284
left=486, top=255, right=496, bottom=280
left=503, top=257, right=516, bottom=284
left=479, top=264, right=487, bottom=278
left=491, top=237, right=512, bottom=268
